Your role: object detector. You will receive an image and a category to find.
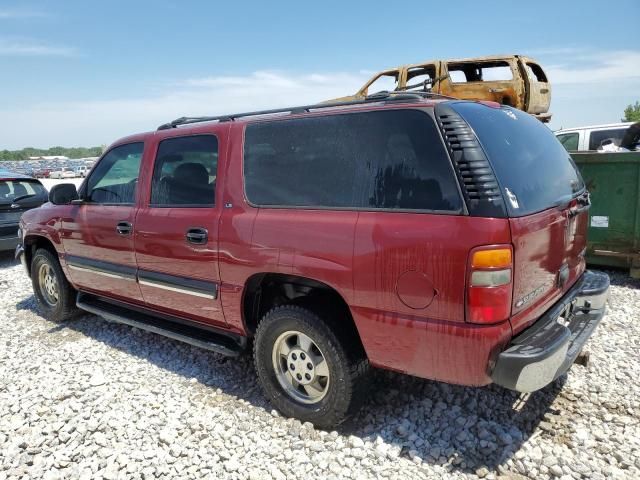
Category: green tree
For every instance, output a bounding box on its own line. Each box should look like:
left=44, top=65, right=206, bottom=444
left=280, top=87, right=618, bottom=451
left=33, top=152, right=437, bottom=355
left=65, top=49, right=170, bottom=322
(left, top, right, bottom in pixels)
left=0, top=146, right=103, bottom=161
left=623, top=101, right=640, bottom=122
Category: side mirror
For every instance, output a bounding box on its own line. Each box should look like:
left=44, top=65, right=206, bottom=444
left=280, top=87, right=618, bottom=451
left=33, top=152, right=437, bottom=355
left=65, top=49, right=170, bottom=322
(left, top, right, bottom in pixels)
left=49, top=183, right=79, bottom=205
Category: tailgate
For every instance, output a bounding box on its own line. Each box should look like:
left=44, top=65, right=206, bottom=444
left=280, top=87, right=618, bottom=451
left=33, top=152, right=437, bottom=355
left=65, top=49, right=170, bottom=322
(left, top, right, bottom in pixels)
left=509, top=204, right=588, bottom=334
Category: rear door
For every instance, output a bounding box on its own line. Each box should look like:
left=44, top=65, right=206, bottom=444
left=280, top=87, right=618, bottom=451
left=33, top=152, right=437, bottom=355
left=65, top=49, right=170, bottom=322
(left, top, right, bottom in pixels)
left=440, top=59, right=523, bottom=109
left=134, top=132, right=226, bottom=327
left=62, top=142, right=144, bottom=303
left=451, top=102, right=588, bottom=334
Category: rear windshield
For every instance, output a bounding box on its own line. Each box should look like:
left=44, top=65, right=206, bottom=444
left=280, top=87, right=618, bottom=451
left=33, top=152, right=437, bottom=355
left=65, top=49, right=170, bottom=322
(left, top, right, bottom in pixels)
left=0, top=179, right=47, bottom=204
left=451, top=102, right=584, bottom=216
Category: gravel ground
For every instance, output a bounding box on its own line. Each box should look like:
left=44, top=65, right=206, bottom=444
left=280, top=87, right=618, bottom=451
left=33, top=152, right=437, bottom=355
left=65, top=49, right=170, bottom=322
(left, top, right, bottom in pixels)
left=1, top=251, right=638, bottom=480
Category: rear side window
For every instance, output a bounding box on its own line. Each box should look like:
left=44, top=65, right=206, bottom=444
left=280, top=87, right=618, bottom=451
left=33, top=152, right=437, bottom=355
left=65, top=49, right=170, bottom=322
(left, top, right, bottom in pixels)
left=588, top=128, right=628, bottom=150
left=526, top=63, right=548, bottom=82
left=448, top=61, right=513, bottom=83
left=244, top=110, right=462, bottom=212
left=0, top=180, right=46, bottom=203
left=556, top=132, right=579, bottom=151
left=452, top=103, right=584, bottom=216
left=150, top=135, right=218, bottom=206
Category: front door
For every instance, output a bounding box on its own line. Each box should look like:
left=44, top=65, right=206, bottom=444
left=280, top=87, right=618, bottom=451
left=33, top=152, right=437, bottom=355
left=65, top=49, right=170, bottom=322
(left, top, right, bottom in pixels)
left=134, top=133, right=226, bottom=327
left=62, top=142, right=145, bottom=303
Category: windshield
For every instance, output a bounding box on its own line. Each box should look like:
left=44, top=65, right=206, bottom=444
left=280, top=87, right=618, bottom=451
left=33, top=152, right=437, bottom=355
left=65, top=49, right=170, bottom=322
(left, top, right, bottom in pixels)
left=451, top=102, right=585, bottom=216
left=0, top=180, right=47, bottom=204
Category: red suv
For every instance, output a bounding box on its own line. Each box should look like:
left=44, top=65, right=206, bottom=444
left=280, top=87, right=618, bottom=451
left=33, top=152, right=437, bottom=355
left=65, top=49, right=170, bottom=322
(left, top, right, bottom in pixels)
left=16, top=93, right=609, bottom=428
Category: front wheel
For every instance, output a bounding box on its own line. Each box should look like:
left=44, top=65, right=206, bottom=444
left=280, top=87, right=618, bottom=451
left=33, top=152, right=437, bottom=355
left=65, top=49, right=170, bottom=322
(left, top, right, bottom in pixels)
left=31, top=248, right=79, bottom=322
left=254, top=305, right=370, bottom=429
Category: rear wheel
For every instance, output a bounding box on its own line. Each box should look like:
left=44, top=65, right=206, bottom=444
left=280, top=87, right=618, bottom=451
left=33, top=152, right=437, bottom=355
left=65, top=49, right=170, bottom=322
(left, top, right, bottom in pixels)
left=31, top=249, right=78, bottom=322
left=254, top=305, right=370, bottom=429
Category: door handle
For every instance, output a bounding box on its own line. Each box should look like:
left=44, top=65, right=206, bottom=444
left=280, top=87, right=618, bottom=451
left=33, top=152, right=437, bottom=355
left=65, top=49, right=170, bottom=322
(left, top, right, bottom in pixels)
left=186, top=227, right=208, bottom=245
left=116, top=221, right=132, bottom=236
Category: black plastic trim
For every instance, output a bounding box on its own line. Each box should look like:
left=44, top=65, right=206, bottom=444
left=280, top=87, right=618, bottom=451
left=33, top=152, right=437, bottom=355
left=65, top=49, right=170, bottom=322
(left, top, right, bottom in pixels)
left=66, top=254, right=137, bottom=279
left=434, top=103, right=507, bottom=218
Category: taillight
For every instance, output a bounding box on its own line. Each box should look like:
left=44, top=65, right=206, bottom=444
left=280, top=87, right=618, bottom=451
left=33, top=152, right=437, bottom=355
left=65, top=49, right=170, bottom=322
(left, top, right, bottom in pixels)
left=466, top=246, right=513, bottom=324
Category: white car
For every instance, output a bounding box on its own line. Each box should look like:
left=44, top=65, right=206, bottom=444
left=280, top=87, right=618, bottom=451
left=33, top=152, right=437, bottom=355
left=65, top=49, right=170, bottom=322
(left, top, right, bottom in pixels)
left=555, top=122, right=634, bottom=151
left=75, top=166, right=91, bottom=177
left=49, top=167, right=76, bottom=179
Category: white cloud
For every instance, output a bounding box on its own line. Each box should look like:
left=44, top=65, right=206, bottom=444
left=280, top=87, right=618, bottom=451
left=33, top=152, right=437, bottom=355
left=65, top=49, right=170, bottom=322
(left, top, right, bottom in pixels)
left=0, top=9, right=46, bottom=19
left=540, top=50, right=640, bottom=84
left=0, top=39, right=77, bottom=57
left=2, top=51, right=638, bottom=148
left=0, top=70, right=369, bottom=149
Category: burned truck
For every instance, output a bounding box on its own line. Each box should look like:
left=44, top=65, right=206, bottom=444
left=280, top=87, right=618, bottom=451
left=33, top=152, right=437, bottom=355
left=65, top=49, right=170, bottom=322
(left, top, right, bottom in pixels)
left=332, top=55, right=552, bottom=121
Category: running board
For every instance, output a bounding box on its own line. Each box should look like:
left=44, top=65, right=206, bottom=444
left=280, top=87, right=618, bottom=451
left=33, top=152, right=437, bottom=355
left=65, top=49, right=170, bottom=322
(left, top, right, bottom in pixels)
left=76, top=292, right=244, bottom=357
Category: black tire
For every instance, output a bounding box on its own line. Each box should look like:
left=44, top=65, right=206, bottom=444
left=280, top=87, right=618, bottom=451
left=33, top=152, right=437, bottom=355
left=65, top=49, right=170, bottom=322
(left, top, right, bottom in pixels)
left=254, top=305, right=370, bottom=429
left=31, top=248, right=79, bottom=322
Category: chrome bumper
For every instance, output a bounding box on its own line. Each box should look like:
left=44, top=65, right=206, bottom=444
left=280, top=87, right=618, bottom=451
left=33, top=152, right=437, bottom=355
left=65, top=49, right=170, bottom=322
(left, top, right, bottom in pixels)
left=491, top=270, right=609, bottom=392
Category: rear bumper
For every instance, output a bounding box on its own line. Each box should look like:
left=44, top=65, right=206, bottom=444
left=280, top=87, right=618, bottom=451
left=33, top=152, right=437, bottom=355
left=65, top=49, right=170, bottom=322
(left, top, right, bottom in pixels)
left=491, top=270, right=609, bottom=392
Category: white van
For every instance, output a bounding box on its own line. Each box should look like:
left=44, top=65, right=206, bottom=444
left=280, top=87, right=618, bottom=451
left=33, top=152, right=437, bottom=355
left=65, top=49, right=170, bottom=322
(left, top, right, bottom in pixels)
left=555, top=122, right=634, bottom=151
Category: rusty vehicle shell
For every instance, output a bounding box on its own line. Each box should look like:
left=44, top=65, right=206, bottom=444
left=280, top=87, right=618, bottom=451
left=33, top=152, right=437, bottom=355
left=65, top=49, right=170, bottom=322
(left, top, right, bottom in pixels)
left=331, top=55, right=551, bottom=121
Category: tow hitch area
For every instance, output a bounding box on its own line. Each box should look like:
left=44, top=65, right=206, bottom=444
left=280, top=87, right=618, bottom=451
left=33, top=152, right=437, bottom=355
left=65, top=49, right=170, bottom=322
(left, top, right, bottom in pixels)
left=491, top=270, right=609, bottom=392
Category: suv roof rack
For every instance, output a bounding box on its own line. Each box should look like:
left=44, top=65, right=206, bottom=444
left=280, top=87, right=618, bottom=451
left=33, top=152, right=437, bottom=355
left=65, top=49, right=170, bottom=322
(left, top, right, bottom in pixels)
left=156, top=91, right=452, bottom=131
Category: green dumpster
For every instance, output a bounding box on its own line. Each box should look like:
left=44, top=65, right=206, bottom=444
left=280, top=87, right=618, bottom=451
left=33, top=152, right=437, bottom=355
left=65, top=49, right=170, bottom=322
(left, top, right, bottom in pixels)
left=572, top=151, right=640, bottom=277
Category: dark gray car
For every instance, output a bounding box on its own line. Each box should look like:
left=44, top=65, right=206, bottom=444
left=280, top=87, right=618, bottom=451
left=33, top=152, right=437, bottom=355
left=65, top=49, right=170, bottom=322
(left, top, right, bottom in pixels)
left=0, top=170, right=48, bottom=251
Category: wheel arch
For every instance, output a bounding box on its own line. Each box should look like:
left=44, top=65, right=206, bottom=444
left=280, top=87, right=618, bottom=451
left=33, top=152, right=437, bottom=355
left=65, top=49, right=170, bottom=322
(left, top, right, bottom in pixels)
left=242, top=272, right=365, bottom=355
left=23, top=234, right=60, bottom=277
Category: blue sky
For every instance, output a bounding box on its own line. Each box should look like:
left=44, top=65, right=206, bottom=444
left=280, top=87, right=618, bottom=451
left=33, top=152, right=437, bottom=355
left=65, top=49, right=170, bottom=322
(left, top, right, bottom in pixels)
left=1, top=0, right=639, bottom=149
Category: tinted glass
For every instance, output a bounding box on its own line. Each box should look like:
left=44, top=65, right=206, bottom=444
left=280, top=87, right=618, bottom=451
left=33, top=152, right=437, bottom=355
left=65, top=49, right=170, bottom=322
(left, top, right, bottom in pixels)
left=244, top=110, right=462, bottom=212
left=150, top=135, right=218, bottom=206
left=0, top=180, right=46, bottom=204
left=588, top=128, right=628, bottom=150
left=86, top=143, right=143, bottom=204
left=452, top=103, right=584, bottom=216
left=556, top=132, right=579, bottom=151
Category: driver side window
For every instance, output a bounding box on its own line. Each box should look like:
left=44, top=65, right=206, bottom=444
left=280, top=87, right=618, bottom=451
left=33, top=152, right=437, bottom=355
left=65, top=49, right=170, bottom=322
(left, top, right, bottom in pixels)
left=85, top=143, right=143, bottom=204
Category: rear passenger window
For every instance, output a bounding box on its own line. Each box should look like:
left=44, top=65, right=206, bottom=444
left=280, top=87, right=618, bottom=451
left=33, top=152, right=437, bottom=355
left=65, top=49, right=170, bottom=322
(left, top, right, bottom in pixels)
left=588, top=128, right=628, bottom=150
left=526, top=63, right=548, bottom=82
left=244, top=110, right=462, bottom=212
left=150, top=135, right=218, bottom=206
left=447, top=61, right=513, bottom=83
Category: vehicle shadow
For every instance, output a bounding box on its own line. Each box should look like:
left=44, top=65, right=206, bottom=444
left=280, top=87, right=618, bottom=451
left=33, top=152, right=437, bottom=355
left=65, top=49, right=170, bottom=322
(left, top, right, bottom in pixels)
left=342, top=371, right=567, bottom=475
left=15, top=293, right=572, bottom=476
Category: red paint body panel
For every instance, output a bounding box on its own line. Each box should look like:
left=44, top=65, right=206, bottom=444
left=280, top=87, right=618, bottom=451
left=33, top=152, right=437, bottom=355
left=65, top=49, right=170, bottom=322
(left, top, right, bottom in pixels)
left=18, top=101, right=588, bottom=388
left=351, top=305, right=512, bottom=385
left=131, top=124, right=230, bottom=327
left=62, top=204, right=144, bottom=303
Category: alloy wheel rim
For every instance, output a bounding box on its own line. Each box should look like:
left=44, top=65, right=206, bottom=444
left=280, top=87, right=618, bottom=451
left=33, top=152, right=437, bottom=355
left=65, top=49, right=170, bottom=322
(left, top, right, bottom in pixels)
left=38, top=263, right=59, bottom=306
left=272, top=330, right=330, bottom=404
